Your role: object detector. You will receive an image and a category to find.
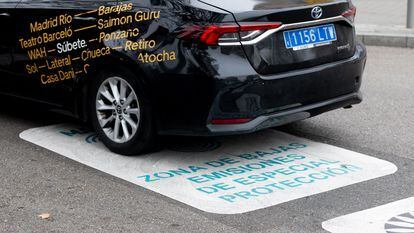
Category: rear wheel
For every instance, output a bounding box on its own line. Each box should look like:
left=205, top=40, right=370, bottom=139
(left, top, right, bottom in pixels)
left=90, top=69, right=156, bottom=156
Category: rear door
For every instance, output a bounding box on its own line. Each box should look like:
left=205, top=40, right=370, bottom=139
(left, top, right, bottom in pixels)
left=11, top=0, right=117, bottom=106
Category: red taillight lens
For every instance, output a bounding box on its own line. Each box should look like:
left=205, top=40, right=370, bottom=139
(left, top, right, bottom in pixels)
left=239, top=23, right=283, bottom=32
left=211, top=118, right=253, bottom=125
left=342, top=6, right=357, bottom=22
left=200, top=25, right=239, bottom=45
left=177, top=22, right=282, bottom=46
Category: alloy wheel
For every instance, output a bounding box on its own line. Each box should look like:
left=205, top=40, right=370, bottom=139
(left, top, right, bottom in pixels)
left=96, top=77, right=141, bottom=143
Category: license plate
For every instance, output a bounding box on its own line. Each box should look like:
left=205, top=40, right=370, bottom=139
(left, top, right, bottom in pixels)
left=283, top=24, right=337, bottom=51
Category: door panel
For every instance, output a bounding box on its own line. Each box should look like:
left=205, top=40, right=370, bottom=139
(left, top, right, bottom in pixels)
left=11, top=0, right=117, bottom=106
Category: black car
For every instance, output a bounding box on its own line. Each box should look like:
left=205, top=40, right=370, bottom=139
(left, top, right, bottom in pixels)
left=0, top=0, right=366, bottom=155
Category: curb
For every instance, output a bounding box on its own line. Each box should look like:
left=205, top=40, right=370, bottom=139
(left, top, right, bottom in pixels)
left=356, top=25, right=414, bottom=48
left=357, top=33, right=414, bottom=48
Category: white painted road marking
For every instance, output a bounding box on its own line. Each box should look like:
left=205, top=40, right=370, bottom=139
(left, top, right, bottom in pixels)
left=20, top=124, right=398, bottom=214
left=322, top=197, right=414, bottom=233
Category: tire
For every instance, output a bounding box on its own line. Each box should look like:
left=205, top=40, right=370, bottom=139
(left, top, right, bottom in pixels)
left=89, top=67, right=157, bottom=156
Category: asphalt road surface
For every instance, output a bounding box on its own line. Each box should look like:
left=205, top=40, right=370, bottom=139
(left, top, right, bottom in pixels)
left=1, top=46, right=413, bottom=233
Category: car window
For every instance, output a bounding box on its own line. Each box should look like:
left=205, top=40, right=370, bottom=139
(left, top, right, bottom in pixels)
left=0, top=0, right=19, bottom=7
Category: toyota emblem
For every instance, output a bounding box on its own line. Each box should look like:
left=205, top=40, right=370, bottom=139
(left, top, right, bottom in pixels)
left=311, top=6, right=323, bottom=19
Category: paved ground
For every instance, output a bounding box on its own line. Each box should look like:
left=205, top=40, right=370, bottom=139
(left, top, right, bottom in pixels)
left=1, top=46, right=414, bottom=233
left=353, top=1, right=413, bottom=48
left=353, top=0, right=407, bottom=27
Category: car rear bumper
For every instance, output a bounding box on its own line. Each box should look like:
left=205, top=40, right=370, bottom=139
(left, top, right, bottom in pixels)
left=204, top=43, right=366, bottom=135
left=207, top=91, right=362, bottom=135
left=156, top=42, right=366, bottom=136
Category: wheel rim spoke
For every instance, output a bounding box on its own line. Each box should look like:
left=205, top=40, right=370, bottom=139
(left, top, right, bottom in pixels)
left=99, top=86, right=115, bottom=103
left=126, top=108, right=139, bottom=115
left=124, top=115, right=138, bottom=130
left=124, top=92, right=136, bottom=107
left=100, top=115, right=115, bottom=127
left=121, top=120, right=130, bottom=140
left=119, top=81, right=127, bottom=100
left=113, top=117, right=121, bottom=141
left=97, top=100, right=115, bottom=111
left=109, top=79, right=120, bottom=103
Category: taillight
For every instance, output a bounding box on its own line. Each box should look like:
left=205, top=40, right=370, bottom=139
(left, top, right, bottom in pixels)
left=200, top=25, right=239, bottom=45
left=342, top=6, right=357, bottom=23
left=177, top=22, right=282, bottom=46
left=211, top=118, right=253, bottom=125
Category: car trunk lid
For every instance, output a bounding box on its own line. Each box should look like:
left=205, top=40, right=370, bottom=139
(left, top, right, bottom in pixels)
left=199, top=0, right=356, bottom=75
left=199, top=0, right=350, bottom=22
